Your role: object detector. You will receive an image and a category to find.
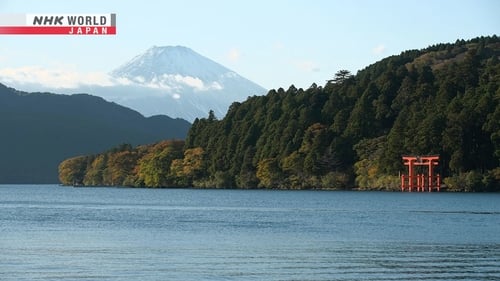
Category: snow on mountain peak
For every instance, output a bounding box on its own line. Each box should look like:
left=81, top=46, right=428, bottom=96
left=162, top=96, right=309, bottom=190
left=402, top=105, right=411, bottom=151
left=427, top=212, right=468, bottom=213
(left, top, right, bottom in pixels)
left=111, top=45, right=238, bottom=84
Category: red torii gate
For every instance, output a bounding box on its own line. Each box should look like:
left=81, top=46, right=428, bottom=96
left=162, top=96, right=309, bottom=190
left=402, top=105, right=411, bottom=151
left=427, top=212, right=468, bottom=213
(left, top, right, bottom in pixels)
left=401, top=155, right=440, bottom=192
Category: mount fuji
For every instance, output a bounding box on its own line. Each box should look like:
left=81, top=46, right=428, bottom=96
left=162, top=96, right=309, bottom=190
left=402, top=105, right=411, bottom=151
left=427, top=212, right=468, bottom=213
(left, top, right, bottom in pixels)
left=100, top=46, right=267, bottom=121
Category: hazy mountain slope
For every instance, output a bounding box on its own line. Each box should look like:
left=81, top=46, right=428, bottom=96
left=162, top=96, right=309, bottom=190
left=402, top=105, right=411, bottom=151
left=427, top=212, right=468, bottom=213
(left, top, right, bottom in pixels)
left=0, top=83, right=191, bottom=183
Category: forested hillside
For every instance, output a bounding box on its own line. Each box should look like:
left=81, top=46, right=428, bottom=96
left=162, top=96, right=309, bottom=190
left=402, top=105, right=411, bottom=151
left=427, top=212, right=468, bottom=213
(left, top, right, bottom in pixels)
left=59, top=36, right=500, bottom=191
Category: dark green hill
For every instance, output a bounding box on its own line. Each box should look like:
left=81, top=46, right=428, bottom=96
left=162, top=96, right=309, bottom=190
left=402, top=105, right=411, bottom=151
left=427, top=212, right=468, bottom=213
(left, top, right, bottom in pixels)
left=58, top=36, right=500, bottom=191
left=0, top=83, right=190, bottom=183
left=182, top=36, right=499, bottom=191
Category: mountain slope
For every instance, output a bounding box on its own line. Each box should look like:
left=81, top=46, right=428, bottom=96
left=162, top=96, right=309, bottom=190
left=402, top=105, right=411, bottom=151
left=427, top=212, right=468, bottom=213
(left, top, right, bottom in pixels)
left=59, top=36, right=500, bottom=191
left=0, top=83, right=191, bottom=183
left=105, top=46, right=266, bottom=121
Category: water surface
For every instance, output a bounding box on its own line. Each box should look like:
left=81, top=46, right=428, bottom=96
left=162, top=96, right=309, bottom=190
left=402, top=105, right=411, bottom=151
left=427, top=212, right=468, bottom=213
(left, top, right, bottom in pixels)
left=1, top=185, right=499, bottom=280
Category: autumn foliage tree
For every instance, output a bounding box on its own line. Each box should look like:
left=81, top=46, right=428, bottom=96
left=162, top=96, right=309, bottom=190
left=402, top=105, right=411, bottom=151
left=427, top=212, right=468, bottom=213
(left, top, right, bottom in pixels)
left=58, top=156, right=88, bottom=185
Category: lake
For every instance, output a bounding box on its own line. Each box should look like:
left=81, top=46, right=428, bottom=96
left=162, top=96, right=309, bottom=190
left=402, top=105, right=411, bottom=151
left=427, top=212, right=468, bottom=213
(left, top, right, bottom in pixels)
left=1, top=185, right=499, bottom=280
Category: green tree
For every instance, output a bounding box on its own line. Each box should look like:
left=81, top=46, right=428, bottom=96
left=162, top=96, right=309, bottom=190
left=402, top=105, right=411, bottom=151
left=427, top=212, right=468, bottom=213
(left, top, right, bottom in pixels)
left=83, top=154, right=106, bottom=186
left=344, top=83, right=379, bottom=140
left=353, top=136, right=398, bottom=190
left=328, top=69, right=354, bottom=84
left=136, top=140, right=184, bottom=187
left=282, top=151, right=306, bottom=188
left=236, top=147, right=259, bottom=188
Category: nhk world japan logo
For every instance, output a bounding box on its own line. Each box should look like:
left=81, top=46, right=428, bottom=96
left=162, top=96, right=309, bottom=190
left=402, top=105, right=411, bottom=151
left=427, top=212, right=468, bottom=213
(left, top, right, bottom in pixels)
left=0, top=14, right=116, bottom=35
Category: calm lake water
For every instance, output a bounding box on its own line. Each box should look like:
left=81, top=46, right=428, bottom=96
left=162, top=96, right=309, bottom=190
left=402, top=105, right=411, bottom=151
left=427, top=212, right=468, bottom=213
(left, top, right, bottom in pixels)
left=1, top=185, right=499, bottom=281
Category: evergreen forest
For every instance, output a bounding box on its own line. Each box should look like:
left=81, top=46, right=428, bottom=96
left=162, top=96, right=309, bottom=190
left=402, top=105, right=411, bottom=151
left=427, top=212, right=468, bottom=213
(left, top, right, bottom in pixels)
left=59, top=36, right=500, bottom=191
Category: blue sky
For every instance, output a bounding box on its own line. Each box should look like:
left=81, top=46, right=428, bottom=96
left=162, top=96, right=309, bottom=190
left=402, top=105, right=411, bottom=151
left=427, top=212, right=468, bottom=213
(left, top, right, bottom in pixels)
left=0, top=0, right=498, bottom=90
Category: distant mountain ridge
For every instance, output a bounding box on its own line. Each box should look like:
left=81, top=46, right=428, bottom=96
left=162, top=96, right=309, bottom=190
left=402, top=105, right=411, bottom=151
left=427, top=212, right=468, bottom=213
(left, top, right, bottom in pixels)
left=0, top=83, right=191, bottom=183
left=0, top=46, right=266, bottom=122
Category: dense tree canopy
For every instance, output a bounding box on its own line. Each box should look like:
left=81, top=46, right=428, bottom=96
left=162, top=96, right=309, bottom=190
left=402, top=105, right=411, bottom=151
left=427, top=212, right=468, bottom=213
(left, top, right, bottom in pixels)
left=60, top=36, right=500, bottom=191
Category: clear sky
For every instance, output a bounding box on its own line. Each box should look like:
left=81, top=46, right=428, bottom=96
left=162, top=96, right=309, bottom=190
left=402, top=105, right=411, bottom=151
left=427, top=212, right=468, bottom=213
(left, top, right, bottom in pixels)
left=0, top=0, right=498, bottom=90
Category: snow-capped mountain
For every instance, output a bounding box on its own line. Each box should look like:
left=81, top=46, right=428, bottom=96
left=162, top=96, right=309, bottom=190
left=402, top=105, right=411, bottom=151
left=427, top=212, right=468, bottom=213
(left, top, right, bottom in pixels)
left=106, top=46, right=267, bottom=121
left=112, top=46, right=233, bottom=83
